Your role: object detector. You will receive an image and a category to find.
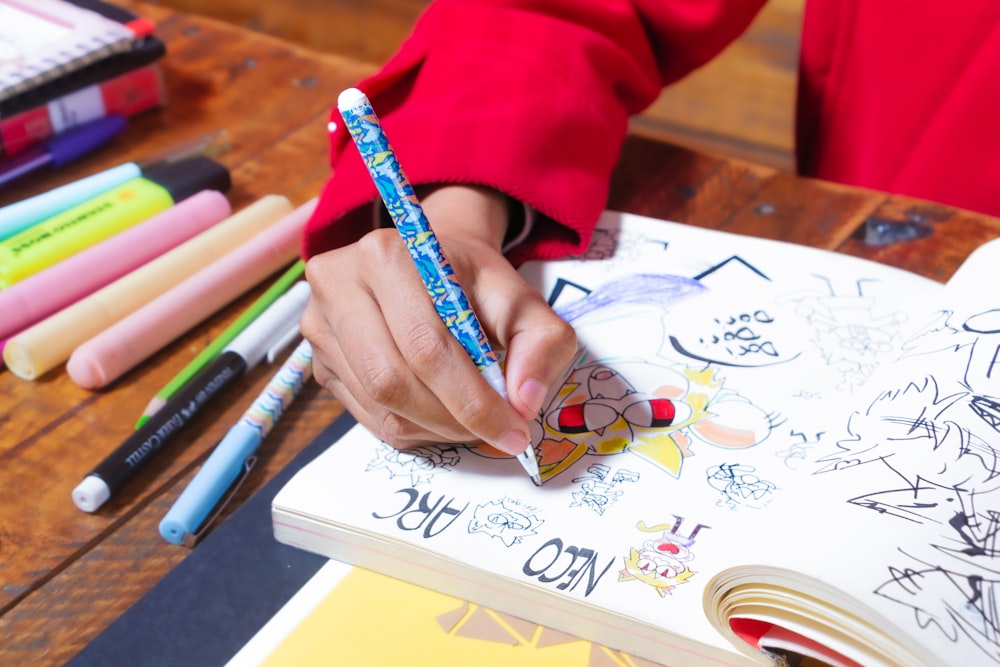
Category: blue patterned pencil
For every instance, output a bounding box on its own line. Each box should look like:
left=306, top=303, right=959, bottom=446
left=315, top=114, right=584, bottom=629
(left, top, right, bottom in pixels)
left=336, top=87, right=541, bottom=485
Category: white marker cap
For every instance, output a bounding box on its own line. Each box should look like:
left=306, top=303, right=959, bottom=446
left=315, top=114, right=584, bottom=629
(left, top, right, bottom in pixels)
left=73, top=475, right=111, bottom=513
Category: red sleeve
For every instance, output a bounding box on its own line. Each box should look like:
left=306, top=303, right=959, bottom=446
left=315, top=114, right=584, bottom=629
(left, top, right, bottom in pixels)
left=302, top=0, right=767, bottom=263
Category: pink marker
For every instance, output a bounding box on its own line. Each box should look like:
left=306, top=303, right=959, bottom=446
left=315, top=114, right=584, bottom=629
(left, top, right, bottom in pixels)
left=66, top=198, right=318, bottom=389
left=0, top=190, right=232, bottom=341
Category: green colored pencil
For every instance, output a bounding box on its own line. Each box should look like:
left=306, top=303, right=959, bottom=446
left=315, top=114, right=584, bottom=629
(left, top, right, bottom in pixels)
left=135, top=259, right=306, bottom=428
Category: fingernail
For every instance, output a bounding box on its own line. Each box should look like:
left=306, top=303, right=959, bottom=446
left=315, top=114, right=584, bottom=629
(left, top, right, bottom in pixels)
left=519, top=378, right=548, bottom=415
left=495, top=430, right=529, bottom=456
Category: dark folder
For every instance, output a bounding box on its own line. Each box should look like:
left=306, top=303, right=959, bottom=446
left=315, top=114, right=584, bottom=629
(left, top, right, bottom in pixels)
left=66, top=414, right=357, bottom=667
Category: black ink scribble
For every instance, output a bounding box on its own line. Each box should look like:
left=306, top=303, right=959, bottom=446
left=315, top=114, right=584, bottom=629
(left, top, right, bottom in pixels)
left=570, top=463, right=640, bottom=515
left=706, top=462, right=777, bottom=510
left=366, top=442, right=461, bottom=486
left=876, top=551, right=1000, bottom=663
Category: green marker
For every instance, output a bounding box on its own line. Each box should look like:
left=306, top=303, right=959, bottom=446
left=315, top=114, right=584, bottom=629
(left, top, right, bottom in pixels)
left=135, top=259, right=305, bottom=428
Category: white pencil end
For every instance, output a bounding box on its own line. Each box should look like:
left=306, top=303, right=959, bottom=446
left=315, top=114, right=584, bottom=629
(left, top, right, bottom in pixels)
left=337, top=87, right=367, bottom=110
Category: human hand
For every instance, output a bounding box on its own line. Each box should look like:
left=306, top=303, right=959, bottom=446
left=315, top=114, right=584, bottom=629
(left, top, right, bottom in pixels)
left=301, top=185, right=578, bottom=456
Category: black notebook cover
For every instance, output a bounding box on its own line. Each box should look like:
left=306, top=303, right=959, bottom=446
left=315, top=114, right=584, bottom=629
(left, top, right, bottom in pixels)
left=67, top=413, right=357, bottom=667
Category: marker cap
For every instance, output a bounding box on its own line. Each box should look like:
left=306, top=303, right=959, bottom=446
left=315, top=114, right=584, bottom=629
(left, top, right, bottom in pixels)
left=143, top=155, right=231, bottom=202
left=73, top=475, right=111, bottom=512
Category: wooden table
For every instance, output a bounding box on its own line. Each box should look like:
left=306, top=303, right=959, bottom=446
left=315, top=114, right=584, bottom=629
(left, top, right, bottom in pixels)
left=2, top=4, right=998, bottom=666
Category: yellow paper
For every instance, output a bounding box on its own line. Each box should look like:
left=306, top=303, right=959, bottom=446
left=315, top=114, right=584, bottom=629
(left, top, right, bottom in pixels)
left=259, top=567, right=657, bottom=667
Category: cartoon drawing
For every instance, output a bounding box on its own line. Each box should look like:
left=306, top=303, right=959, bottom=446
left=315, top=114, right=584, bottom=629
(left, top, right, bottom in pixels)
left=366, top=442, right=461, bottom=487
left=619, top=518, right=709, bottom=597
left=468, top=497, right=544, bottom=547
left=705, top=462, right=777, bottom=510
left=570, top=463, right=640, bottom=515
left=779, top=275, right=910, bottom=391
left=818, top=328, right=1000, bottom=554
left=531, top=358, right=775, bottom=481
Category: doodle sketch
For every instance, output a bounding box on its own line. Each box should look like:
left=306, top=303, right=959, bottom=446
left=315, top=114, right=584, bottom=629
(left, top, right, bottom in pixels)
left=619, top=518, right=710, bottom=597
left=705, top=462, right=777, bottom=510
left=814, top=306, right=1000, bottom=662
left=570, top=464, right=640, bottom=515
left=778, top=275, right=911, bottom=391
left=366, top=441, right=461, bottom=487
left=468, top=497, right=544, bottom=547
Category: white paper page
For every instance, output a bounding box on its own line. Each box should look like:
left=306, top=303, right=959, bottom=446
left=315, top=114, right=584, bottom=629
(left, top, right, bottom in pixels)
left=276, top=212, right=956, bottom=662
left=945, top=235, right=1000, bottom=293
left=714, top=286, right=1000, bottom=666
left=520, top=212, right=945, bottom=495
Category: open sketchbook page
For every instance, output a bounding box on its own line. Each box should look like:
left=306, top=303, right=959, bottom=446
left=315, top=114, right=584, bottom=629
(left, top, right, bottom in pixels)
left=273, top=212, right=962, bottom=666
left=944, top=235, right=1000, bottom=293
left=706, top=274, right=1000, bottom=666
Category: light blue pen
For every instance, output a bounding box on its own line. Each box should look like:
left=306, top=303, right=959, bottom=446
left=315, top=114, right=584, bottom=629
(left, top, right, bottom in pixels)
left=0, top=129, right=230, bottom=241
left=336, top=87, right=542, bottom=485
left=0, top=162, right=139, bottom=241
left=159, top=338, right=314, bottom=546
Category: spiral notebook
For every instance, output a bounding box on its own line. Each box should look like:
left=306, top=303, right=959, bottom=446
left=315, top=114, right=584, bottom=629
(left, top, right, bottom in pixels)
left=0, top=0, right=153, bottom=102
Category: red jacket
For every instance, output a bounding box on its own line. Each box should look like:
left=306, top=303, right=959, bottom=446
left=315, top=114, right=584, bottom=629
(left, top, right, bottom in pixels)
left=303, top=0, right=1000, bottom=263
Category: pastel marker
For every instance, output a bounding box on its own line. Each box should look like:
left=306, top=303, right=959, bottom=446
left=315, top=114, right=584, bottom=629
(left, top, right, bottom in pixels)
left=0, top=190, right=232, bottom=342
left=0, top=162, right=139, bottom=241
left=71, top=281, right=311, bottom=513
left=67, top=198, right=316, bottom=388
left=0, top=129, right=232, bottom=242
left=0, top=155, right=231, bottom=288
left=136, top=259, right=305, bottom=427
left=3, top=195, right=294, bottom=381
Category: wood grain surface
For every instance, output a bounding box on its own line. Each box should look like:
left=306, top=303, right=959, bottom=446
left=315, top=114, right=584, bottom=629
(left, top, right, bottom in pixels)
left=1, top=3, right=997, bottom=666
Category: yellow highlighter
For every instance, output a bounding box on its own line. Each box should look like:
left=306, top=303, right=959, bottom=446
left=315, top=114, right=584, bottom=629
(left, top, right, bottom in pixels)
left=0, top=156, right=230, bottom=288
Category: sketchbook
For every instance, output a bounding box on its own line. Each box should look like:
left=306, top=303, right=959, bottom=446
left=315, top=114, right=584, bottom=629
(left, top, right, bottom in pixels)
left=273, top=211, right=1000, bottom=667
left=0, top=0, right=150, bottom=102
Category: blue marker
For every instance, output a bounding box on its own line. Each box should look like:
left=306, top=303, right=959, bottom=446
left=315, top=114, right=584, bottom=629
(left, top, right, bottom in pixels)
left=0, top=127, right=230, bottom=242
left=159, top=338, right=314, bottom=546
left=0, top=162, right=139, bottom=241
left=336, top=87, right=541, bottom=485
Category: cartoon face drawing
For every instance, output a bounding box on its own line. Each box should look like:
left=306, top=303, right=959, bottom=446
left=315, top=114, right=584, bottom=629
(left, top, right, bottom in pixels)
left=468, top=497, right=544, bottom=547
left=529, top=358, right=773, bottom=482
left=618, top=520, right=707, bottom=597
